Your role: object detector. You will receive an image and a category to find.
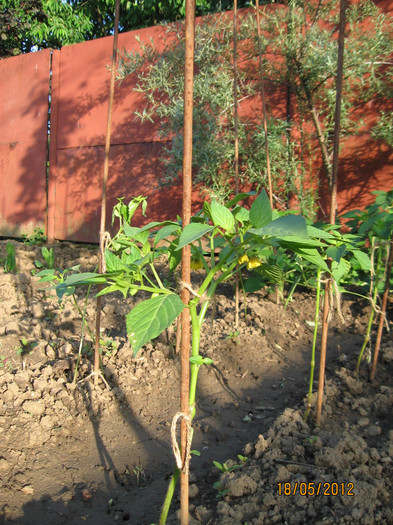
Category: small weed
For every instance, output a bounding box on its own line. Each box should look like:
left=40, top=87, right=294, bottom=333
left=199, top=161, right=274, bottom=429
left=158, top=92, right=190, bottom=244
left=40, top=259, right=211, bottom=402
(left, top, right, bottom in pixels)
left=237, top=454, right=248, bottom=465
left=213, top=481, right=229, bottom=499
left=21, top=227, right=46, bottom=246
left=225, top=330, right=240, bottom=343
left=3, top=243, right=17, bottom=273
left=34, top=246, right=55, bottom=272
left=132, top=465, right=144, bottom=485
left=16, top=339, right=38, bottom=357
left=213, top=455, right=248, bottom=473
left=213, top=460, right=239, bottom=473
left=0, top=355, right=12, bottom=371
left=304, top=436, right=319, bottom=446
left=100, top=338, right=117, bottom=357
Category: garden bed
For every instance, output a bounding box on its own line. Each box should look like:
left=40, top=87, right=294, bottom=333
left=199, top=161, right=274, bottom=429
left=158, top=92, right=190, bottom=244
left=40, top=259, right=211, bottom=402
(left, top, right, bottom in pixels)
left=0, top=240, right=392, bottom=524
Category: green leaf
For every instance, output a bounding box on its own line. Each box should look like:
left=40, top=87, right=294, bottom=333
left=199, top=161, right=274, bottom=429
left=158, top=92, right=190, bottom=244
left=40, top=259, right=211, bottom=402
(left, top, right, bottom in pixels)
left=249, top=190, right=272, bottom=229
left=331, top=259, right=351, bottom=283
left=123, top=223, right=142, bottom=238
left=351, top=249, right=371, bottom=271
left=291, top=247, right=329, bottom=271
left=260, top=263, right=284, bottom=284
left=138, top=220, right=179, bottom=233
left=154, top=224, right=181, bottom=246
left=211, top=200, right=235, bottom=232
left=105, top=250, right=125, bottom=272
left=326, top=244, right=346, bottom=262
left=58, top=272, right=107, bottom=289
left=36, top=269, right=56, bottom=278
left=226, top=191, right=257, bottom=208
left=168, top=240, right=182, bottom=272
left=233, top=206, right=250, bottom=225
left=126, top=294, right=185, bottom=355
left=123, top=223, right=150, bottom=244
left=189, top=356, right=214, bottom=365
left=243, top=274, right=265, bottom=293
left=253, top=215, right=309, bottom=239
left=177, top=223, right=214, bottom=250
left=307, top=225, right=335, bottom=240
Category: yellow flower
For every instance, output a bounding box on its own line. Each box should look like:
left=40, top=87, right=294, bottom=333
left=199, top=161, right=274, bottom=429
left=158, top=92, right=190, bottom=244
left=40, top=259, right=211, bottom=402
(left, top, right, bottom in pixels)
left=191, top=258, right=204, bottom=270
left=238, top=253, right=249, bottom=265
left=247, top=256, right=262, bottom=270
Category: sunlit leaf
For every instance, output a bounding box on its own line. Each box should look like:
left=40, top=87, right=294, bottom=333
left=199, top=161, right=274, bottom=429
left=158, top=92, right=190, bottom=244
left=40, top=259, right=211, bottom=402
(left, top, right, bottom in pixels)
left=126, top=294, right=185, bottom=355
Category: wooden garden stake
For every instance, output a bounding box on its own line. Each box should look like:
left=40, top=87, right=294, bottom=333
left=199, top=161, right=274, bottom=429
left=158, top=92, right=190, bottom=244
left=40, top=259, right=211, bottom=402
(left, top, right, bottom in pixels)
left=180, top=0, right=195, bottom=522
left=233, top=0, right=240, bottom=328
left=255, top=0, right=273, bottom=208
left=94, top=0, right=120, bottom=380
left=370, top=233, right=393, bottom=381
left=316, top=0, right=347, bottom=425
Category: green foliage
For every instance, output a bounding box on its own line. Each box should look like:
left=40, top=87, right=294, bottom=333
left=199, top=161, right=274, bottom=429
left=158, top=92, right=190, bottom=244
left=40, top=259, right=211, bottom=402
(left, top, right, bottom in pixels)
left=53, top=193, right=367, bottom=519
left=3, top=243, right=16, bottom=273
left=21, top=227, right=46, bottom=246
left=260, top=0, right=393, bottom=181
left=341, top=190, right=393, bottom=292
left=372, top=111, right=393, bottom=150
left=0, top=0, right=93, bottom=56
left=118, top=0, right=393, bottom=216
left=126, top=294, right=185, bottom=355
left=16, top=338, right=38, bottom=357
left=55, top=194, right=359, bottom=362
left=118, top=15, right=300, bottom=206
left=35, top=246, right=54, bottom=271
left=1, top=0, right=252, bottom=57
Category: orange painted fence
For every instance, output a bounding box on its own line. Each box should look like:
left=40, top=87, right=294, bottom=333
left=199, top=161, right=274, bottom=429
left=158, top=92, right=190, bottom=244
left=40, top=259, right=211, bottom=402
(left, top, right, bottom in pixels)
left=1, top=7, right=393, bottom=243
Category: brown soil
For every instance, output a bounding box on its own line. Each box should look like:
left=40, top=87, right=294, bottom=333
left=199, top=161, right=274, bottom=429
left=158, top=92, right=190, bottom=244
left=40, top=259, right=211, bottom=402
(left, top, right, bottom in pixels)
left=0, top=240, right=392, bottom=525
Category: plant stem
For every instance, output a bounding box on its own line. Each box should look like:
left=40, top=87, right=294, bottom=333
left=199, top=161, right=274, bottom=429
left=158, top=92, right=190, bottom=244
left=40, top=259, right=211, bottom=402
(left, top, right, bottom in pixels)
left=157, top=260, right=237, bottom=522
left=72, top=293, right=94, bottom=341
left=304, top=267, right=321, bottom=421
left=370, top=233, right=393, bottom=381
left=356, top=304, right=375, bottom=377
left=159, top=468, right=180, bottom=525
left=150, top=262, right=165, bottom=289
left=72, top=284, right=93, bottom=384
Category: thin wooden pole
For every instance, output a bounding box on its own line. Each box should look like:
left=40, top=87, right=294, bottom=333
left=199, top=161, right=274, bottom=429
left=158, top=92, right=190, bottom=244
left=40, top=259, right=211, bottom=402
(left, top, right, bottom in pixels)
left=316, top=0, right=347, bottom=425
left=180, top=0, right=195, bottom=522
left=233, top=0, right=240, bottom=328
left=255, top=0, right=272, bottom=208
left=94, top=0, right=120, bottom=377
left=370, top=234, right=393, bottom=381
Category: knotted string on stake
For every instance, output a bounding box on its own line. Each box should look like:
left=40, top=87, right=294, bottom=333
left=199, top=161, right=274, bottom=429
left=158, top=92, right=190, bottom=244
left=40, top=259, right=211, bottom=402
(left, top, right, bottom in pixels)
left=99, top=231, right=111, bottom=273
left=318, top=276, right=345, bottom=325
left=179, top=280, right=207, bottom=302
left=171, top=411, right=193, bottom=474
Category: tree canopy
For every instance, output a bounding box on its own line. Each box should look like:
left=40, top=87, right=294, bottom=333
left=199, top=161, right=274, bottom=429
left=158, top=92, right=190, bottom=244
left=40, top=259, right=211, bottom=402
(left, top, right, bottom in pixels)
left=0, top=0, right=253, bottom=58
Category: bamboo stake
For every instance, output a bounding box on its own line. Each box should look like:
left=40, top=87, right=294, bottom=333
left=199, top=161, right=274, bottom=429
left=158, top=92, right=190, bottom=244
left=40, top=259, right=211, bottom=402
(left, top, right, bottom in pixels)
left=316, top=0, right=347, bottom=425
left=233, top=0, right=240, bottom=328
left=370, top=233, right=393, bottom=381
left=94, top=0, right=120, bottom=380
left=255, top=0, right=273, bottom=208
left=180, top=0, right=195, bottom=522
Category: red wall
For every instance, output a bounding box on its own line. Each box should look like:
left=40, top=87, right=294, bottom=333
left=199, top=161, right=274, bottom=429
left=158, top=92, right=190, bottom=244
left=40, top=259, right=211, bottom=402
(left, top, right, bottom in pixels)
left=1, top=5, right=393, bottom=242
left=0, top=49, right=51, bottom=236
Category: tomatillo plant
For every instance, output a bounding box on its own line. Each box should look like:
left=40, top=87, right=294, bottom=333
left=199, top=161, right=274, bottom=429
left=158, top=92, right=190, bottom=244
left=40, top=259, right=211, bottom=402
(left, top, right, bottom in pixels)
left=55, top=191, right=332, bottom=522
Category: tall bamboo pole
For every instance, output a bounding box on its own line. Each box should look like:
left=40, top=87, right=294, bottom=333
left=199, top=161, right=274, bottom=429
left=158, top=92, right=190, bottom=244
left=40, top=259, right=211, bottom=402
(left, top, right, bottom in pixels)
left=316, top=0, right=347, bottom=425
left=233, top=0, right=240, bottom=328
left=94, top=0, right=120, bottom=378
left=180, top=0, right=195, bottom=522
left=255, top=0, right=273, bottom=208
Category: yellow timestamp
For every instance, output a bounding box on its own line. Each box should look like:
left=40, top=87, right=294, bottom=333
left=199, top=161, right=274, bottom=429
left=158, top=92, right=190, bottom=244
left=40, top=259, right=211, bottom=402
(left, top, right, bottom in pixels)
left=277, top=482, right=354, bottom=497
